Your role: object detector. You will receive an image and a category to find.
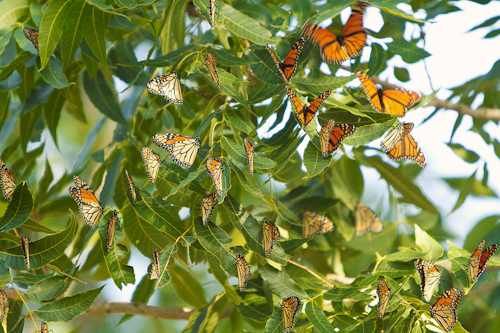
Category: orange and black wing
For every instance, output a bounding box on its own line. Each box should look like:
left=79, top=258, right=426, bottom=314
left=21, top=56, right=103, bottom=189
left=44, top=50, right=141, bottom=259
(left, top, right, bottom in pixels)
left=107, top=211, right=118, bottom=252
left=236, top=252, right=251, bottom=291
left=206, top=53, right=220, bottom=87
left=280, top=38, right=306, bottom=82
left=69, top=176, right=104, bottom=227
left=0, top=159, right=16, bottom=202
left=376, top=279, right=391, bottom=318
left=206, top=158, right=224, bottom=196
left=288, top=88, right=330, bottom=127
left=262, top=218, right=280, bottom=256
left=474, top=243, right=499, bottom=283
left=415, top=259, right=441, bottom=302
left=429, top=288, right=463, bottom=332
left=326, top=123, right=356, bottom=157
left=386, top=133, right=426, bottom=168
left=23, top=27, right=39, bottom=51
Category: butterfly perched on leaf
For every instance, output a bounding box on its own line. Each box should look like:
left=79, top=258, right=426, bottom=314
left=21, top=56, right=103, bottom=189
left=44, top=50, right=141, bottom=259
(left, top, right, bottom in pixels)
left=287, top=88, right=331, bottom=128
left=414, top=259, right=441, bottom=302
left=20, top=235, right=30, bottom=270
left=23, top=27, right=39, bottom=51
left=206, top=158, right=224, bottom=196
left=0, top=158, right=16, bottom=202
left=208, top=0, right=217, bottom=27
left=266, top=38, right=306, bottom=84
left=262, top=218, right=280, bottom=256
left=141, top=147, right=161, bottom=184
left=380, top=122, right=414, bottom=153
left=146, top=71, right=183, bottom=105
left=152, top=133, right=201, bottom=169
left=201, top=192, right=218, bottom=226
left=243, top=138, right=254, bottom=176
left=236, top=252, right=251, bottom=291
left=107, top=211, right=118, bottom=252
left=355, top=202, right=382, bottom=236
left=282, top=296, right=301, bottom=333
left=150, top=247, right=161, bottom=280
left=357, top=71, right=423, bottom=117
left=41, top=322, right=49, bottom=333
left=428, top=288, right=463, bottom=332
left=385, top=130, right=426, bottom=168
left=302, top=1, right=367, bottom=64
left=468, top=240, right=499, bottom=284
left=69, top=176, right=104, bottom=227
left=205, top=53, right=219, bottom=87
left=376, top=279, right=391, bottom=318
left=320, top=119, right=356, bottom=157
left=302, top=210, right=334, bottom=238
left=125, top=169, right=137, bottom=203
left=0, top=289, right=7, bottom=323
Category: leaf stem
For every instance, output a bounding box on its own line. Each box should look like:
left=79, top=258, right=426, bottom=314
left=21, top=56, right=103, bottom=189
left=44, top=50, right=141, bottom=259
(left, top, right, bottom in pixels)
left=286, top=258, right=334, bottom=288
left=10, top=284, right=37, bottom=331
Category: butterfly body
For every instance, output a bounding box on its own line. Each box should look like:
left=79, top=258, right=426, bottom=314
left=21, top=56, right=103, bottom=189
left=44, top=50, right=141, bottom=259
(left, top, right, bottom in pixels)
left=201, top=193, right=218, bottom=225
left=287, top=88, right=331, bottom=128
left=282, top=296, right=301, bottom=333
left=320, top=119, right=356, bottom=157
left=262, top=218, right=280, bottom=256
left=20, top=235, right=30, bottom=270
left=150, top=247, right=161, bottom=280
left=266, top=38, right=305, bottom=83
left=429, top=288, right=463, bottom=332
left=41, top=322, right=49, bottom=333
left=69, top=176, right=103, bottom=227
left=415, top=259, right=441, bottom=302
left=236, top=252, right=251, bottom=291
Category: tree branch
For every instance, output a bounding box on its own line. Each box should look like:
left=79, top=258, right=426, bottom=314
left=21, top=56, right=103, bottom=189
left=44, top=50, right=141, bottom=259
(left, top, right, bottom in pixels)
left=85, top=302, right=198, bottom=320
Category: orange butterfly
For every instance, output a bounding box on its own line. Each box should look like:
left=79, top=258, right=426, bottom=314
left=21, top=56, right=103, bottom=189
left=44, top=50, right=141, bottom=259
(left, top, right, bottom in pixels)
left=206, top=158, right=224, bottom=196
left=23, top=27, right=39, bottom=51
left=201, top=192, right=218, bottom=226
left=69, top=176, right=104, bottom=227
left=0, top=158, right=16, bottom=202
left=428, top=288, right=463, bottom=332
left=125, top=169, right=137, bottom=203
left=376, top=279, right=391, bottom=318
left=266, top=38, right=306, bottom=83
left=141, top=147, right=161, bottom=184
left=107, top=211, right=118, bottom=252
left=386, top=132, right=426, bottom=168
left=357, top=71, right=423, bottom=117
left=262, top=218, right=280, bottom=256
left=236, top=252, right=251, bottom=291
left=20, top=235, right=30, bottom=270
left=415, top=259, right=441, bottom=302
left=287, top=88, right=331, bottom=128
left=320, top=119, right=356, bottom=157
left=302, top=2, right=367, bottom=64
left=205, top=53, right=219, bottom=87
left=282, top=296, right=301, bottom=333
left=152, top=133, right=200, bottom=169
left=468, top=240, right=499, bottom=284
left=243, top=138, right=254, bottom=176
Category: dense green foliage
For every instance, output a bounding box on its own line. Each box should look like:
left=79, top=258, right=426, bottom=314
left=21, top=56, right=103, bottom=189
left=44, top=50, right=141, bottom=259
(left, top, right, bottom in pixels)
left=0, top=0, right=499, bottom=332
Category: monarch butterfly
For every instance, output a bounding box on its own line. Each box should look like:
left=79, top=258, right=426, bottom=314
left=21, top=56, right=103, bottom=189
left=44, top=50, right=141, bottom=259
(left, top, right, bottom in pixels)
left=376, top=279, right=391, bottom=318
left=146, top=71, right=183, bottom=105
left=205, top=53, right=219, bottom=87
left=468, top=240, right=499, bottom=284
left=320, top=119, right=356, bottom=157
left=0, top=159, right=16, bottom=202
left=201, top=192, right=218, bottom=226
left=41, top=322, right=49, bottom=333
left=262, top=218, right=280, bottom=256
left=302, top=210, right=334, bottom=238
left=152, top=133, right=201, bottom=169
left=386, top=131, right=426, bottom=168
left=380, top=122, right=414, bottom=153
left=302, top=2, right=367, bottom=64
left=287, top=88, right=331, bottom=128
left=428, top=288, right=463, bottom=333
left=0, top=289, right=8, bottom=323
left=125, top=169, right=137, bottom=203
left=208, top=0, right=217, bottom=27
left=150, top=247, right=161, bottom=280
left=243, top=138, right=254, bottom=176
left=20, top=235, right=30, bottom=270
left=282, top=296, right=301, bottom=333
left=206, top=158, right=224, bottom=196
left=107, top=211, right=118, bottom=252
left=141, top=147, right=161, bottom=184
left=414, top=259, right=441, bottom=302
left=69, top=176, right=104, bottom=227
left=357, top=71, right=423, bottom=118
left=266, top=38, right=306, bottom=84
left=236, top=252, right=251, bottom=291
left=23, top=27, right=39, bottom=51
left=355, top=202, right=382, bottom=236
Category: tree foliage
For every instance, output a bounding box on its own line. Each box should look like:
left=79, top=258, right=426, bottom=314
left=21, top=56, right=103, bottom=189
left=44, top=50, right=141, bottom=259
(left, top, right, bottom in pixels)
left=0, top=0, right=499, bottom=332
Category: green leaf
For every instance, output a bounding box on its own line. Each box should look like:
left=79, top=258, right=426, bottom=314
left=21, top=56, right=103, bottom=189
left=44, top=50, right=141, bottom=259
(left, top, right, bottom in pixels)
left=306, top=302, right=335, bottom=333
left=34, top=286, right=104, bottom=322
left=18, top=218, right=56, bottom=234
left=221, top=137, right=276, bottom=170
left=38, top=0, right=72, bottom=69
left=290, top=0, right=311, bottom=24
left=72, top=117, right=105, bottom=172
left=0, top=258, right=12, bottom=287
left=368, top=43, right=386, bottom=76
left=292, top=75, right=355, bottom=95
left=212, top=49, right=258, bottom=66
left=414, top=225, right=444, bottom=261
left=264, top=306, right=284, bottom=333
left=1, top=212, right=76, bottom=270
left=225, top=109, right=255, bottom=134
left=170, top=265, right=207, bottom=308
left=83, top=70, right=128, bottom=125
left=330, top=156, right=363, bottom=211
left=222, top=4, right=278, bottom=45
left=371, top=0, right=425, bottom=23
left=99, top=150, right=123, bottom=206
left=219, top=84, right=254, bottom=114
left=38, top=57, right=70, bottom=89
left=43, top=89, right=65, bottom=147
left=6, top=299, right=24, bottom=333
left=447, top=240, right=471, bottom=294
left=258, top=264, right=308, bottom=299
left=0, top=0, right=30, bottom=30
left=61, top=0, right=87, bottom=68
left=24, top=275, right=72, bottom=304
left=237, top=293, right=273, bottom=322
left=0, top=182, right=33, bottom=231
left=0, top=51, right=33, bottom=82
left=388, top=41, right=430, bottom=63
left=163, top=164, right=205, bottom=199
left=310, top=0, right=352, bottom=22
left=207, top=253, right=240, bottom=304
left=343, top=121, right=395, bottom=147
left=154, top=243, right=178, bottom=289
left=303, top=141, right=331, bottom=178
left=223, top=195, right=288, bottom=264
left=342, top=221, right=398, bottom=253
left=384, top=248, right=426, bottom=262
left=357, top=153, right=438, bottom=214
left=82, top=5, right=110, bottom=67
left=451, top=169, right=477, bottom=212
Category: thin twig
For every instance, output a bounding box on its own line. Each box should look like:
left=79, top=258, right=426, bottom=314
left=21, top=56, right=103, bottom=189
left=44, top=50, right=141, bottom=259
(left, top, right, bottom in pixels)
left=286, top=259, right=335, bottom=287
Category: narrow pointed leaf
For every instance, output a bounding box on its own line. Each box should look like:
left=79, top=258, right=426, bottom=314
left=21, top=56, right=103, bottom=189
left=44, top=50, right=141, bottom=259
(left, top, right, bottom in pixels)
left=0, top=182, right=33, bottom=231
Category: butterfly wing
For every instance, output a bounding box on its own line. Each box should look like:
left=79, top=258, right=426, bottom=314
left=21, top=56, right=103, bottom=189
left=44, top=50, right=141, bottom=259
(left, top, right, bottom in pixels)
left=141, top=147, right=161, bottom=183
left=320, top=120, right=335, bottom=157
left=209, top=0, right=216, bottom=27
left=0, top=159, right=16, bottom=202
left=147, top=72, right=183, bottom=105
left=287, top=88, right=308, bottom=127
left=468, top=240, right=485, bottom=283
left=355, top=202, right=382, bottom=236
left=302, top=210, right=322, bottom=237
left=153, top=134, right=201, bottom=168
left=20, top=235, right=30, bottom=270
left=357, top=71, right=384, bottom=112
left=327, top=123, right=356, bottom=156
left=23, top=27, right=39, bottom=51
left=280, top=38, right=306, bottom=82
left=320, top=215, right=334, bottom=234
left=429, top=288, right=463, bottom=332
left=262, top=218, right=280, bottom=256
left=125, top=169, right=137, bottom=203
left=243, top=138, right=254, bottom=176
left=338, top=2, right=367, bottom=60
left=387, top=133, right=426, bottom=168
left=150, top=247, right=161, bottom=280
left=205, top=53, right=220, bottom=87
left=201, top=193, right=218, bottom=225
left=41, top=322, right=49, bottom=333
left=282, top=296, right=301, bottom=333
left=474, top=243, right=499, bottom=283
left=236, top=253, right=251, bottom=291
left=380, top=122, right=414, bottom=152
left=376, top=279, right=391, bottom=318
left=381, top=89, right=423, bottom=117
left=415, top=259, right=441, bottom=302
left=70, top=176, right=103, bottom=227
left=206, top=158, right=224, bottom=196
left=107, top=211, right=118, bottom=252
